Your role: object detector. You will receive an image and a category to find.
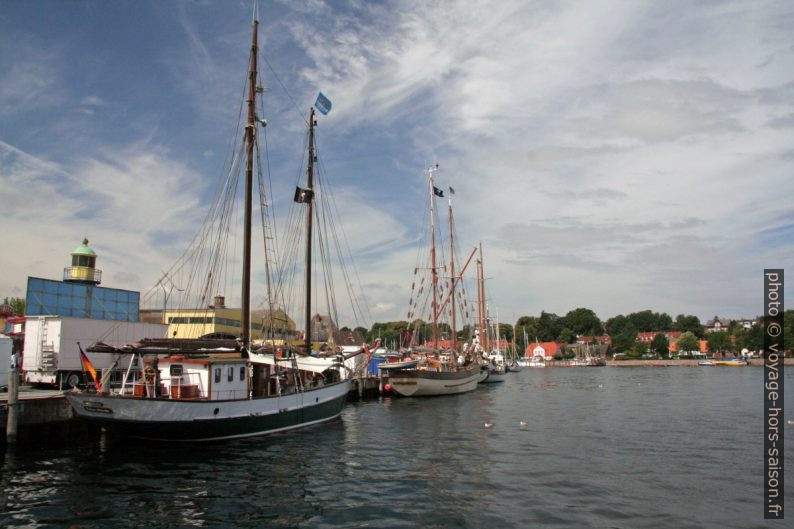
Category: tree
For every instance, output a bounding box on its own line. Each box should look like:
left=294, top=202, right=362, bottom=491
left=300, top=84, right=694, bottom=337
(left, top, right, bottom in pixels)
left=605, top=314, right=629, bottom=336
left=515, top=316, right=540, bottom=345
left=496, top=323, right=513, bottom=343
left=1, top=297, right=25, bottom=316
left=707, top=331, right=732, bottom=355
left=744, top=324, right=764, bottom=353
left=677, top=331, right=700, bottom=356
left=630, top=341, right=649, bottom=358
left=785, top=310, right=794, bottom=353
left=627, top=310, right=658, bottom=332
left=537, top=311, right=562, bottom=342
left=612, top=323, right=638, bottom=354
left=559, top=327, right=576, bottom=344
left=657, top=313, right=673, bottom=331
left=650, top=333, right=670, bottom=358
left=353, top=326, right=368, bottom=338
left=562, top=307, right=603, bottom=336
left=674, top=314, right=705, bottom=338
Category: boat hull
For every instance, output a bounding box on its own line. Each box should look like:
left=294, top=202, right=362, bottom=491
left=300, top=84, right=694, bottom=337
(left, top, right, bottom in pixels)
left=481, top=368, right=507, bottom=383
left=388, top=367, right=481, bottom=397
left=66, top=380, right=352, bottom=442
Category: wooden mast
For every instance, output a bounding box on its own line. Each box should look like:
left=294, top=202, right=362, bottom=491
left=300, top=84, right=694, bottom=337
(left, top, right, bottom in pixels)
left=241, top=19, right=258, bottom=348
left=304, top=107, right=316, bottom=354
left=448, top=191, right=456, bottom=352
left=477, top=242, right=487, bottom=351
left=428, top=164, right=439, bottom=349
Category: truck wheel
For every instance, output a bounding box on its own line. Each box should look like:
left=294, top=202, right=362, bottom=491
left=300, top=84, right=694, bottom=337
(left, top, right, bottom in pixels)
left=65, top=372, right=83, bottom=388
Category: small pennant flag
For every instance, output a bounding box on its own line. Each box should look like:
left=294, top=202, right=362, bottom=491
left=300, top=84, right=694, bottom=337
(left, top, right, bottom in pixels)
left=294, top=186, right=314, bottom=203
left=314, top=92, right=332, bottom=115
left=433, top=186, right=444, bottom=197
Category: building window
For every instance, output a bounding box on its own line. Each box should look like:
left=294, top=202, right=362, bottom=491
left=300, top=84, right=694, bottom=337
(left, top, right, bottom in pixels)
left=170, top=365, right=183, bottom=376
left=227, top=366, right=234, bottom=382
left=240, top=366, right=246, bottom=381
left=214, top=368, right=221, bottom=383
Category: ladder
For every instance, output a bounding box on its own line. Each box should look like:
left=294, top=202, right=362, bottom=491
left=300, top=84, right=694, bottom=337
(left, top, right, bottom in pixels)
left=39, top=318, right=56, bottom=370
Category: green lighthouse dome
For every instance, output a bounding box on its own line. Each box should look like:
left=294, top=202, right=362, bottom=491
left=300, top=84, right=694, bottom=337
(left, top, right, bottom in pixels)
left=64, top=238, right=101, bottom=284
left=71, top=238, right=97, bottom=257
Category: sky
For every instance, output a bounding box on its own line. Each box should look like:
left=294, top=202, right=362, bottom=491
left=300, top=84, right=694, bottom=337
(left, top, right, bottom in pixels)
left=1, top=0, right=793, bottom=330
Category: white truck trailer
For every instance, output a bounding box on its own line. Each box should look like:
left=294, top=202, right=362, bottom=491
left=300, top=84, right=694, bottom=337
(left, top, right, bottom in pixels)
left=22, top=315, right=167, bottom=388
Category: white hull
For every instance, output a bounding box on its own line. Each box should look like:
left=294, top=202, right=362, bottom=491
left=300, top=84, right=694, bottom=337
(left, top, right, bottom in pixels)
left=389, top=368, right=481, bottom=397
left=67, top=380, right=352, bottom=441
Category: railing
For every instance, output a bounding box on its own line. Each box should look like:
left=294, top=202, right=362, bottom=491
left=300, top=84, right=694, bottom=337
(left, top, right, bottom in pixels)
left=63, top=266, right=102, bottom=283
left=166, top=372, right=205, bottom=399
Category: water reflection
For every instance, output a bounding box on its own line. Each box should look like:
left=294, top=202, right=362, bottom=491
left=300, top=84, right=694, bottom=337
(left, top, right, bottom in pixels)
left=2, top=369, right=792, bottom=528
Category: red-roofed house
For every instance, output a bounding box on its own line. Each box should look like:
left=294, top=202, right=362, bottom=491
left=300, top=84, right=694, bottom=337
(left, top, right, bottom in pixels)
left=669, top=339, right=708, bottom=355
left=525, top=342, right=566, bottom=360
left=636, top=331, right=682, bottom=343
left=576, top=335, right=612, bottom=346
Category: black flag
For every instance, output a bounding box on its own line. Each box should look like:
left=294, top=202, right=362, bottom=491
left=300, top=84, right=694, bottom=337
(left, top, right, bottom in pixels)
left=294, top=186, right=314, bottom=203
left=433, top=186, right=444, bottom=197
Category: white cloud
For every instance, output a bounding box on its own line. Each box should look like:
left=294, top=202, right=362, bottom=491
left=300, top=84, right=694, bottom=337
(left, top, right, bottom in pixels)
left=2, top=0, right=792, bottom=330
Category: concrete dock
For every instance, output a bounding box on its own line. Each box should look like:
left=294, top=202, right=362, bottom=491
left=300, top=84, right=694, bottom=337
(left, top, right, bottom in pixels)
left=1, top=385, right=100, bottom=444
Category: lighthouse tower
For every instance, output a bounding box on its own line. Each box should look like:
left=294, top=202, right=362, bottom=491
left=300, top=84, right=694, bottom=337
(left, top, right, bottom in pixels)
left=63, top=238, right=102, bottom=284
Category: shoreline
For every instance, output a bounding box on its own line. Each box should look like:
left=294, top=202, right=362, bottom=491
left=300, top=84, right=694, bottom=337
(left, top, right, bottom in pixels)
left=605, top=358, right=794, bottom=367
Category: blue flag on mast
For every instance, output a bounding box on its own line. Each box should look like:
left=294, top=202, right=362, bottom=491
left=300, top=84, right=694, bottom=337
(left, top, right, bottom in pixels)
left=314, top=92, right=332, bottom=115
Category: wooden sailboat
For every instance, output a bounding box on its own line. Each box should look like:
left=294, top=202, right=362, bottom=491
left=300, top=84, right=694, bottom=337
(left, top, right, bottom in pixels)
left=477, top=251, right=506, bottom=384
left=66, top=16, right=353, bottom=441
left=387, top=165, right=481, bottom=397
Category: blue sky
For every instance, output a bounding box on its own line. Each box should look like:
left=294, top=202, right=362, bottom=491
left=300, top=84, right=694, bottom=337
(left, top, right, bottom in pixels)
left=1, top=0, right=792, bottom=330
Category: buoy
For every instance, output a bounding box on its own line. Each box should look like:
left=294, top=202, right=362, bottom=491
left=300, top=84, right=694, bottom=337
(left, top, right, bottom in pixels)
left=519, top=421, right=528, bottom=427
left=484, top=423, right=493, bottom=428
left=788, top=419, right=794, bottom=425
left=384, top=384, right=392, bottom=392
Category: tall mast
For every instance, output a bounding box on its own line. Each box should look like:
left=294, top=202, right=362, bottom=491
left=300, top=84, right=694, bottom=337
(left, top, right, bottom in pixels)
left=241, top=19, right=258, bottom=348
left=477, top=242, right=487, bottom=351
left=428, top=164, right=439, bottom=349
left=448, top=192, right=456, bottom=352
left=304, top=108, right=316, bottom=354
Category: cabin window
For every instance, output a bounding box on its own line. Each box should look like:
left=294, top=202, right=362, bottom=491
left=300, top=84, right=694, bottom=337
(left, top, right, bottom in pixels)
left=227, top=366, right=234, bottom=382
left=214, top=367, right=221, bottom=383
left=240, top=366, right=246, bottom=381
left=170, top=365, right=183, bottom=376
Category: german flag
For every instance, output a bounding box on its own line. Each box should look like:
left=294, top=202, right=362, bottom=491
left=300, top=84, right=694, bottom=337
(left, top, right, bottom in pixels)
left=79, top=344, right=102, bottom=392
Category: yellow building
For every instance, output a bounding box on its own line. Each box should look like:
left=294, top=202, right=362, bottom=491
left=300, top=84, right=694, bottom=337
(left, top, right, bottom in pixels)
left=140, top=297, right=298, bottom=343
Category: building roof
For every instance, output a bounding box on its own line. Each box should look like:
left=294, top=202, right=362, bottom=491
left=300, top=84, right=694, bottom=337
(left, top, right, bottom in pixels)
left=705, top=316, right=730, bottom=327
left=525, top=342, right=566, bottom=358
left=577, top=335, right=612, bottom=345
left=636, top=331, right=682, bottom=342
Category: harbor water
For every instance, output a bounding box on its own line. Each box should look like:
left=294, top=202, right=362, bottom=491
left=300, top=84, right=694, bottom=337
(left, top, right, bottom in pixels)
left=2, top=367, right=792, bottom=528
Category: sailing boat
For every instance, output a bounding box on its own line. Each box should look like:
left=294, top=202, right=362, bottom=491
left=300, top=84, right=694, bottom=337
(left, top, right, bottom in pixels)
left=66, top=16, right=353, bottom=441
left=387, top=165, right=482, bottom=397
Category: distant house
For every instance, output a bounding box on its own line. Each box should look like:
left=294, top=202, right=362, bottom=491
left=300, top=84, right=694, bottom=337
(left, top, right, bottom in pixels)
left=669, top=339, right=708, bottom=356
left=736, top=317, right=760, bottom=330
left=636, top=331, right=682, bottom=343
left=330, top=330, right=364, bottom=350
left=310, top=314, right=337, bottom=342
left=705, top=316, right=731, bottom=334
left=420, top=339, right=454, bottom=349
left=525, top=342, right=566, bottom=360
left=577, top=335, right=612, bottom=346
